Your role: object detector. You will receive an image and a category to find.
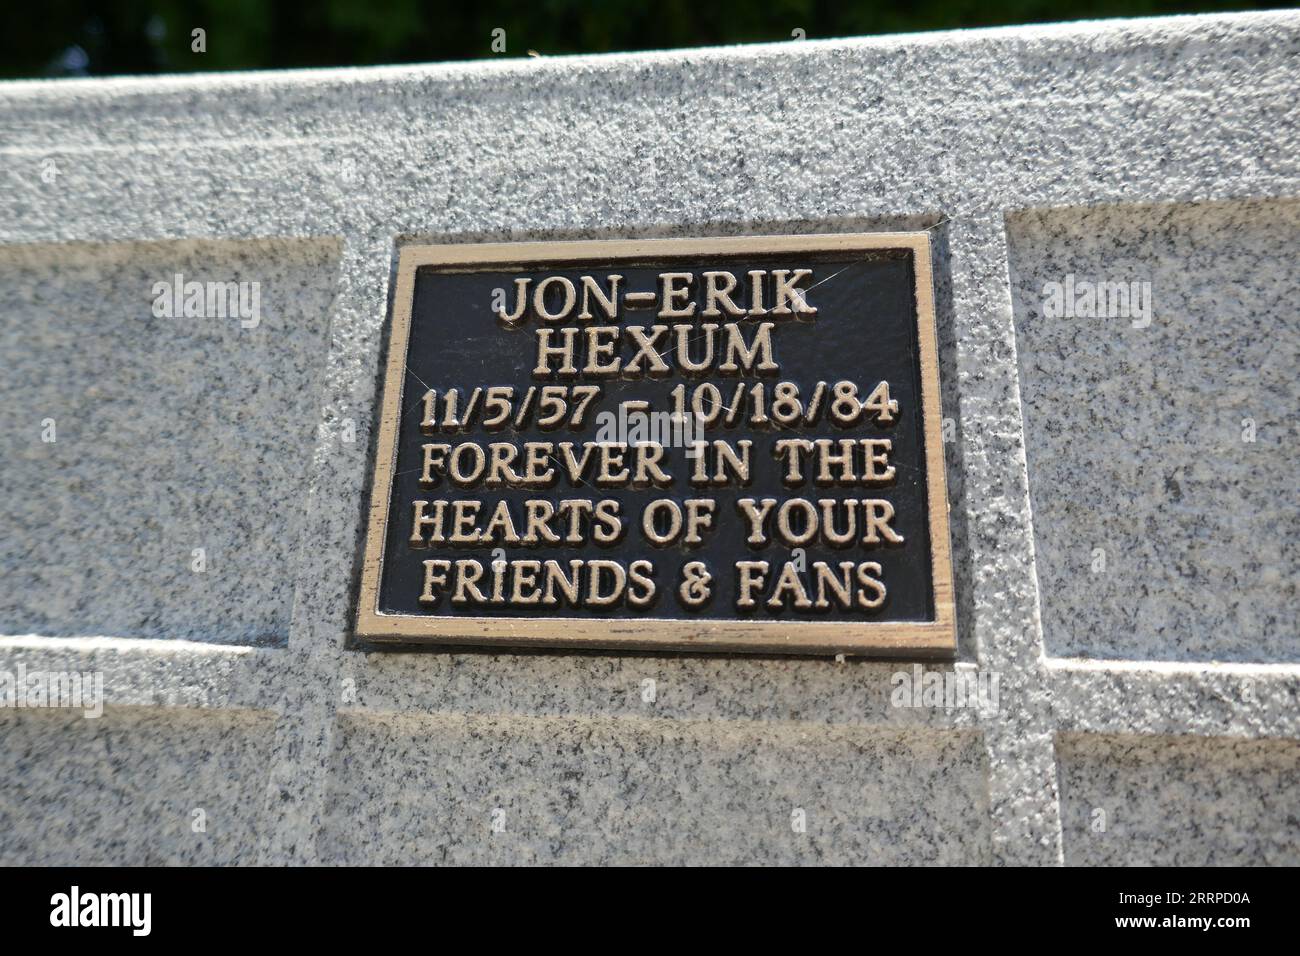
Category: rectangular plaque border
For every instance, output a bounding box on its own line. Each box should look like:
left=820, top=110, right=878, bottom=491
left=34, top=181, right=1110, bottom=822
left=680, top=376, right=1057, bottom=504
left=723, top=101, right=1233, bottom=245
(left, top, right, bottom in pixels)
left=355, top=233, right=955, bottom=657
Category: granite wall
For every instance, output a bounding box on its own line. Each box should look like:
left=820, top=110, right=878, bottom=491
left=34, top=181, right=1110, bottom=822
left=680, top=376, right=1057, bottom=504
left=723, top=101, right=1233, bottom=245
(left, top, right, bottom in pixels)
left=0, top=12, right=1296, bottom=865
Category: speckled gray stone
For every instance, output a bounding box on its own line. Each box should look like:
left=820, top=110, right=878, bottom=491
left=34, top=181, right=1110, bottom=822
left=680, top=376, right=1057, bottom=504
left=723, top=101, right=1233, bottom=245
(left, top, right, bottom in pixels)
left=1008, top=200, right=1299, bottom=664
left=321, top=715, right=991, bottom=865
left=0, top=11, right=1297, bottom=865
left=0, top=706, right=274, bottom=865
left=1057, top=732, right=1300, bottom=865
left=0, top=239, right=339, bottom=646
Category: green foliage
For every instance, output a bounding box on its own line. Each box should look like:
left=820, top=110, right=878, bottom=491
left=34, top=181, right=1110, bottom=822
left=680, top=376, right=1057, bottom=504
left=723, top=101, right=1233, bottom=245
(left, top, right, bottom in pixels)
left=0, top=0, right=1277, bottom=79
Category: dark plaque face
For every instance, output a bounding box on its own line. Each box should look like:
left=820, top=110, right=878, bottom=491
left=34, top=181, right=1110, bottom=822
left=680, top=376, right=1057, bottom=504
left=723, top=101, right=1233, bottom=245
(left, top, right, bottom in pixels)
left=357, top=235, right=954, bottom=656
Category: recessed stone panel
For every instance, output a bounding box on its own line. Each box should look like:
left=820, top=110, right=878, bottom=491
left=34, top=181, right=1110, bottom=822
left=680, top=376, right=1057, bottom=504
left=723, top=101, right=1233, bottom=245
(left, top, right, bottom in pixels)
left=0, top=239, right=339, bottom=646
left=1057, top=731, right=1300, bottom=865
left=0, top=707, right=276, bottom=865
left=320, top=712, right=992, bottom=865
left=1008, top=200, right=1299, bottom=663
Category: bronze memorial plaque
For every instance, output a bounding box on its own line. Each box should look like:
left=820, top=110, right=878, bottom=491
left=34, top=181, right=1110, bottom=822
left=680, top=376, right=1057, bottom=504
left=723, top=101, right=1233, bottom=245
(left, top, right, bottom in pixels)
left=356, top=234, right=954, bottom=656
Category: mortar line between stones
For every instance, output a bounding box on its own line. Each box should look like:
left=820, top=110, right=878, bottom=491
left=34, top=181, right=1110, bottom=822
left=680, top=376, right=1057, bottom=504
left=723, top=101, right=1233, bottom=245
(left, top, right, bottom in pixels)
left=255, top=231, right=395, bottom=865
left=946, top=208, right=1064, bottom=864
